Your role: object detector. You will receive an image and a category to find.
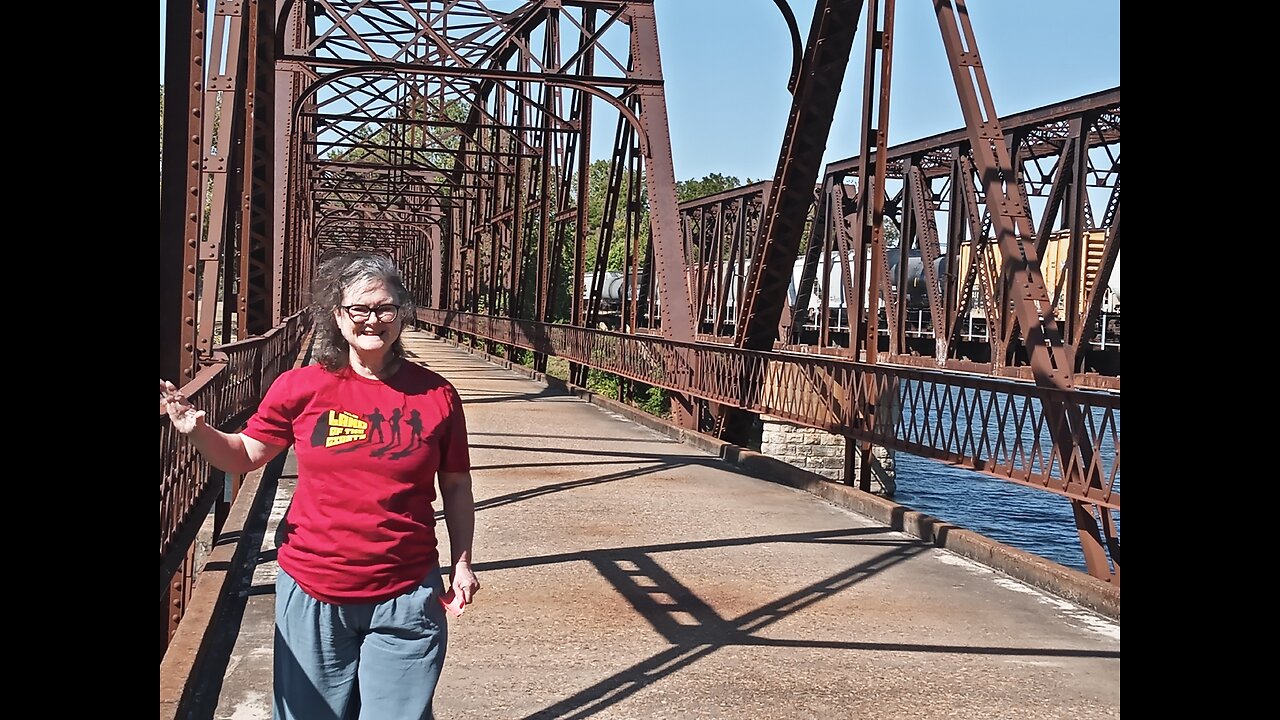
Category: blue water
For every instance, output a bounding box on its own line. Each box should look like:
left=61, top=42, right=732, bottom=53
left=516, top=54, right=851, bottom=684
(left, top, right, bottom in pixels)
left=886, top=382, right=1120, bottom=573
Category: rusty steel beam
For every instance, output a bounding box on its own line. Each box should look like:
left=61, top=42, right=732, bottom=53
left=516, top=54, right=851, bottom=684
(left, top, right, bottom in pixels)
left=273, top=4, right=305, bottom=319
left=906, top=166, right=946, bottom=351
left=846, top=0, right=896, bottom=493
left=160, top=0, right=206, bottom=384
left=195, top=0, right=248, bottom=358
left=630, top=2, right=695, bottom=346
left=238, top=0, right=277, bottom=338
left=931, top=0, right=1115, bottom=584
left=851, top=0, right=896, bottom=360
left=719, top=0, right=865, bottom=445
left=824, top=87, right=1120, bottom=178
left=735, top=0, right=865, bottom=353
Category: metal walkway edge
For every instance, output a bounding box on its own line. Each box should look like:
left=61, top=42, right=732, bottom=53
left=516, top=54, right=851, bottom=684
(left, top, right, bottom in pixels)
left=179, top=327, right=1120, bottom=719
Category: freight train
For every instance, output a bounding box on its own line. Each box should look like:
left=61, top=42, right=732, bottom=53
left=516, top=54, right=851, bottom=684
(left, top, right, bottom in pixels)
left=583, top=234, right=1119, bottom=347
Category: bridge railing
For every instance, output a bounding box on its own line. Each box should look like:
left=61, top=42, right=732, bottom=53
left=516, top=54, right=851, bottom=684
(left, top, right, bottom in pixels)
left=159, top=311, right=312, bottom=658
left=417, top=309, right=1119, bottom=511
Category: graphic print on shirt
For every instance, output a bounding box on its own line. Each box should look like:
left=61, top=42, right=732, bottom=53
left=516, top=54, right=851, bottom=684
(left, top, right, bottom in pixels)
left=367, top=407, right=386, bottom=442
left=308, top=406, right=429, bottom=458
left=310, top=409, right=370, bottom=448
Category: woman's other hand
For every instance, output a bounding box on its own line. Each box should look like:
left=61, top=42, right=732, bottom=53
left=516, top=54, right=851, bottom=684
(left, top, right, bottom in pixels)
left=451, top=560, right=480, bottom=605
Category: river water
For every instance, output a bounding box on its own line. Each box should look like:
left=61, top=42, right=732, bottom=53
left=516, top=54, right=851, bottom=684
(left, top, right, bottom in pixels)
left=891, top=453, right=1113, bottom=572
left=884, top=382, right=1120, bottom=573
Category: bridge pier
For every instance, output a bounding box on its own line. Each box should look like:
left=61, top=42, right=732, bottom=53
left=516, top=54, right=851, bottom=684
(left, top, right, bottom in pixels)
left=760, top=417, right=896, bottom=495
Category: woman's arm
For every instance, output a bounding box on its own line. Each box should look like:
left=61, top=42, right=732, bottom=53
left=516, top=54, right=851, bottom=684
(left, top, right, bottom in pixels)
left=161, top=379, right=288, bottom=474
left=439, top=469, right=480, bottom=602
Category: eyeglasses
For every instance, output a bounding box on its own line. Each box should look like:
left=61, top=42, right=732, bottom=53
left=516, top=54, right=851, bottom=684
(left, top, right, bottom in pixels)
left=340, top=304, right=401, bottom=322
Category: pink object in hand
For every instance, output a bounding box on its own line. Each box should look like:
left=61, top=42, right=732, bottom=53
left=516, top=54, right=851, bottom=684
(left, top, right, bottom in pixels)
left=440, top=589, right=466, bottom=617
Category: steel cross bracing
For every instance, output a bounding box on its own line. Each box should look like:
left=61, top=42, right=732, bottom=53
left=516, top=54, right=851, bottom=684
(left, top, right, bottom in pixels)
left=161, top=0, right=1120, bottom=649
left=688, top=0, right=1117, bottom=581
left=681, top=88, right=1120, bottom=389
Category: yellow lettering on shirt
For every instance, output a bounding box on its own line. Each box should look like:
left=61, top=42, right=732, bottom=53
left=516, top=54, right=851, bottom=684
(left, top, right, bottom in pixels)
left=325, top=433, right=366, bottom=448
left=327, top=410, right=369, bottom=430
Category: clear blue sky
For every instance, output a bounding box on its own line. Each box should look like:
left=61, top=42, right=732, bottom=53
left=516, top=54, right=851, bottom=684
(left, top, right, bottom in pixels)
left=161, top=1, right=1119, bottom=183
left=654, top=0, right=1120, bottom=182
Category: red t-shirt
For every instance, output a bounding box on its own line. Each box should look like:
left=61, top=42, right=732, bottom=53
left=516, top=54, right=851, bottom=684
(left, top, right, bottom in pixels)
left=243, top=361, right=471, bottom=604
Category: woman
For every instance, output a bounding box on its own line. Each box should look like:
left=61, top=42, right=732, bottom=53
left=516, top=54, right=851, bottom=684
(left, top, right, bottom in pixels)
left=160, top=251, right=479, bottom=720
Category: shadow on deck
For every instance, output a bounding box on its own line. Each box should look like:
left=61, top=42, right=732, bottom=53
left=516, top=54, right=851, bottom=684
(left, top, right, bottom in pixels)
left=160, top=329, right=1119, bottom=720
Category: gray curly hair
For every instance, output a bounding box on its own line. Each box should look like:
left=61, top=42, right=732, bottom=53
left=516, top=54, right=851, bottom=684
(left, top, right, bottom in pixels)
left=309, top=251, right=416, bottom=372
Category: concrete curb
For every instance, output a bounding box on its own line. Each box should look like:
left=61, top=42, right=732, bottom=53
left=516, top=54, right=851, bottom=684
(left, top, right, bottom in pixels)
left=159, top=459, right=280, bottom=720
left=436, top=336, right=1120, bottom=622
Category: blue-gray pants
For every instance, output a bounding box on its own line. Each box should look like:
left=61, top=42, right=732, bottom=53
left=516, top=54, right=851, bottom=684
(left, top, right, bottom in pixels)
left=273, top=567, right=449, bottom=720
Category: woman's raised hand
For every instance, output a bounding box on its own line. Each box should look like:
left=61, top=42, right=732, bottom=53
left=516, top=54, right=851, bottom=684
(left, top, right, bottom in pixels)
left=160, top=379, right=207, bottom=435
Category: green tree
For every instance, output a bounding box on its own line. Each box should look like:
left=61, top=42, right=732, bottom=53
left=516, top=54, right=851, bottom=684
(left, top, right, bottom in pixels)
left=675, top=172, right=748, bottom=202
left=584, top=159, right=649, bottom=273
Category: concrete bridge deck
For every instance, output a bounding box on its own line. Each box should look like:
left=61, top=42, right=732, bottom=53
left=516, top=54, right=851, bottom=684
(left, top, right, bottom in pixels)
left=167, top=328, right=1120, bottom=719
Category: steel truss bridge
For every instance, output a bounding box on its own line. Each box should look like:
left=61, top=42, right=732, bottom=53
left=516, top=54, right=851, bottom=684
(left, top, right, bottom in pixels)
left=160, top=0, right=1119, bottom=655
